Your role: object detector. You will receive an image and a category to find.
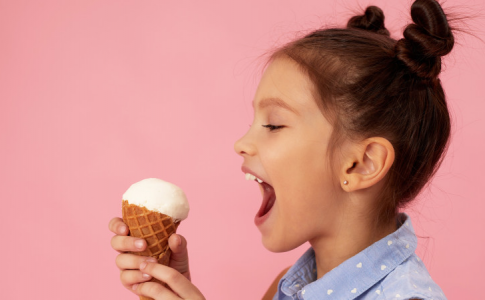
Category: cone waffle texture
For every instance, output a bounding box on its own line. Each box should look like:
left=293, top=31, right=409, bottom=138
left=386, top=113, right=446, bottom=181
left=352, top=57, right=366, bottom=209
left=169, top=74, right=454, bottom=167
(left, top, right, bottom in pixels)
left=122, top=200, right=180, bottom=300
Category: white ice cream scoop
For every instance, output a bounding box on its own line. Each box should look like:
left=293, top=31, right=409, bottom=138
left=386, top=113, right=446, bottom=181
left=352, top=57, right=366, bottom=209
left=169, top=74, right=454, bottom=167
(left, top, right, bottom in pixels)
left=122, top=178, right=189, bottom=222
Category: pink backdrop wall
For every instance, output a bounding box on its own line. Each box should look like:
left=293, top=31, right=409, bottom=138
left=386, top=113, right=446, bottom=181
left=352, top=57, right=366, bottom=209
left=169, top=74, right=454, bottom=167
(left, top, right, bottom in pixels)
left=1, top=0, right=484, bottom=299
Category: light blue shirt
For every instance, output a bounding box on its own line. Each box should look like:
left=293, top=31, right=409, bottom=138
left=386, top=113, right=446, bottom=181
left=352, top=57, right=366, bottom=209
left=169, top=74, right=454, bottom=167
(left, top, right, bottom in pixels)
left=273, top=213, right=446, bottom=300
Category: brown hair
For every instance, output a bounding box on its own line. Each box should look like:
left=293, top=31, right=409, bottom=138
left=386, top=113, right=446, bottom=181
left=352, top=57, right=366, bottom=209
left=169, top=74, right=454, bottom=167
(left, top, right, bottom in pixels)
left=265, top=0, right=455, bottom=226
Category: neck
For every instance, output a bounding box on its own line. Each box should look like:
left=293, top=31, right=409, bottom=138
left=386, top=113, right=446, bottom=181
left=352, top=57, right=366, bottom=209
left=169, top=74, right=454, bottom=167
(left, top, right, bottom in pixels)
left=309, top=213, right=397, bottom=279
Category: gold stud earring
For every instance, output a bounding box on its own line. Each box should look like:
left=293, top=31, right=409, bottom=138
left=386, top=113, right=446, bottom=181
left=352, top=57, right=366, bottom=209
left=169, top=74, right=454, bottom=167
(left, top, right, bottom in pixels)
left=343, top=180, right=348, bottom=185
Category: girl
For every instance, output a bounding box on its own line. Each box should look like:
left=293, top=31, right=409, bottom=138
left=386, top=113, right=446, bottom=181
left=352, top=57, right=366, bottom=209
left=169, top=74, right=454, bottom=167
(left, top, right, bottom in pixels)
left=109, top=0, right=454, bottom=298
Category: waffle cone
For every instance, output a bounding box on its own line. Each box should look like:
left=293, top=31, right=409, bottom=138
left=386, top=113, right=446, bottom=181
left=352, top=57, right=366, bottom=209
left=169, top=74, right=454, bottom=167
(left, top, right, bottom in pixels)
left=122, top=200, right=180, bottom=300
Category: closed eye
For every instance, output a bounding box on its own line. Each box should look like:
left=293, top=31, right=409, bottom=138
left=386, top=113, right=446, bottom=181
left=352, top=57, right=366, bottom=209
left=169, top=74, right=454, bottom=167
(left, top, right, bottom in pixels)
left=262, top=124, right=285, bottom=131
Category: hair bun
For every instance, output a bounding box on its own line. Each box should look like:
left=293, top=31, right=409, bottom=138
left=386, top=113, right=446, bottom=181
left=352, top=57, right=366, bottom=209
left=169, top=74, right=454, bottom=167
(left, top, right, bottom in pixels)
left=347, top=6, right=390, bottom=36
left=395, top=0, right=454, bottom=78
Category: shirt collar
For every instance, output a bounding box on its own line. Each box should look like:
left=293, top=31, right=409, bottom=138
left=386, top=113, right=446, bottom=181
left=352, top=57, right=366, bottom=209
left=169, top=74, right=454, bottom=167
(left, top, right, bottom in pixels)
left=278, top=213, right=417, bottom=299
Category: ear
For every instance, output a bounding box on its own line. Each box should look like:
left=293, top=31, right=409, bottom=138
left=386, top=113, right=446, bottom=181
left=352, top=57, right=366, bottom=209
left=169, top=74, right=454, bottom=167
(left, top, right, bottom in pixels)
left=340, top=137, right=395, bottom=192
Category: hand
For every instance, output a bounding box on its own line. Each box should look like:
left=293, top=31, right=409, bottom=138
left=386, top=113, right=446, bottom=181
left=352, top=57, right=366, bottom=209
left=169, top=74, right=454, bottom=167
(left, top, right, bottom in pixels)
left=108, top=217, right=192, bottom=293
left=132, top=261, right=206, bottom=300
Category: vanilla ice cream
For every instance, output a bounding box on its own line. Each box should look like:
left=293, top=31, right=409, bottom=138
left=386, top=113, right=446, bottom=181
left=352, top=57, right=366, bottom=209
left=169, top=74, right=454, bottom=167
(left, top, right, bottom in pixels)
left=122, top=178, right=189, bottom=222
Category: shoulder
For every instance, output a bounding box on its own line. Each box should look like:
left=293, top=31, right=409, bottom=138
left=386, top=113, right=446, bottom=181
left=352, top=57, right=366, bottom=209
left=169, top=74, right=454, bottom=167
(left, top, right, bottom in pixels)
left=262, top=266, right=291, bottom=300
left=377, top=254, right=447, bottom=300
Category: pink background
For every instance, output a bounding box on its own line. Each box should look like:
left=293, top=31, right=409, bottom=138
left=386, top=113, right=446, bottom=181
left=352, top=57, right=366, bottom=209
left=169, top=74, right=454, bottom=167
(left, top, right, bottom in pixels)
left=1, top=0, right=484, bottom=299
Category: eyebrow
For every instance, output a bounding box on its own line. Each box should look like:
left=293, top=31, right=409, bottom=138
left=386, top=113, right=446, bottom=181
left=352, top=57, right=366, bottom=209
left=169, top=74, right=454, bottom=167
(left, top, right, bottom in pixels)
left=253, top=97, right=299, bottom=115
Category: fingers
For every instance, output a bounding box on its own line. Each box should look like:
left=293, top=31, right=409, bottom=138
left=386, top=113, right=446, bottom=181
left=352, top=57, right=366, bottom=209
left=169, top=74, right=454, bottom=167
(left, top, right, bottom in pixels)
left=116, top=253, right=157, bottom=270
left=138, top=262, right=204, bottom=300
left=132, top=282, right=181, bottom=300
left=168, top=234, right=191, bottom=279
left=108, top=217, right=129, bottom=235
left=120, top=270, right=153, bottom=289
left=111, top=235, right=146, bottom=252
left=109, top=217, right=147, bottom=253
left=168, top=234, right=188, bottom=261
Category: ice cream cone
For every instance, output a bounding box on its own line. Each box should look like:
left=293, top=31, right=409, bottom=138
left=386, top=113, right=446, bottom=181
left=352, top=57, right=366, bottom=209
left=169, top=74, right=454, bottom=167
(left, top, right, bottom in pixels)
left=121, top=178, right=189, bottom=300
left=122, top=200, right=180, bottom=300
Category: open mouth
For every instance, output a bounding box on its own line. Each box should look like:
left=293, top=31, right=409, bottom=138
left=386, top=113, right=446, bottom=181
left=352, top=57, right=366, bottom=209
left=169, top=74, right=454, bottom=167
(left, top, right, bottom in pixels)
left=245, top=173, right=276, bottom=224
left=257, top=182, right=276, bottom=218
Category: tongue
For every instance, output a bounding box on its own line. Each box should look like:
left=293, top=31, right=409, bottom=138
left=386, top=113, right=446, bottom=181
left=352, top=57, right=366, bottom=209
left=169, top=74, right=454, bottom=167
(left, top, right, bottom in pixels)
left=258, top=182, right=276, bottom=217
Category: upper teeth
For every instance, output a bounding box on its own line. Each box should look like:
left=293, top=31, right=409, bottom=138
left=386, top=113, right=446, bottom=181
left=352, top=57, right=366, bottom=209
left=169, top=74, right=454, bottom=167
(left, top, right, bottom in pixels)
left=245, top=173, right=263, bottom=183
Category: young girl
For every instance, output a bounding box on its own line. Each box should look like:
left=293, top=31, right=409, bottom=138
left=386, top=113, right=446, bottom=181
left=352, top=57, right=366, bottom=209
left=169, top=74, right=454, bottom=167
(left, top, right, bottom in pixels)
left=109, top=0, right=454, bottom=298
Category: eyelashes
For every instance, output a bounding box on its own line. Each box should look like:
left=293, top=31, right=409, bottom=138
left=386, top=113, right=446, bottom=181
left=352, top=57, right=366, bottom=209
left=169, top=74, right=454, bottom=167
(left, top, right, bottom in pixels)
left=262, top=124, right=285, bottom=131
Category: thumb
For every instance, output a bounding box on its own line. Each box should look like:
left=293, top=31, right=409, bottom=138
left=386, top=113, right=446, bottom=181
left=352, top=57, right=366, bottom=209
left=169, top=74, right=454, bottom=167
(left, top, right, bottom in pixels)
left=168, top=234, right=190, bottom=279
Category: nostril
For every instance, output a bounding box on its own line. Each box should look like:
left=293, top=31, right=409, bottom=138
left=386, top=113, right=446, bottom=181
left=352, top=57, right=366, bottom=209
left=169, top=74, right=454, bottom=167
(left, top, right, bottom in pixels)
left=234, top=133, right=255, bottom=156
left=237, top=149, right=248, bottom=156
left=234, top=137, right=247, bottom=155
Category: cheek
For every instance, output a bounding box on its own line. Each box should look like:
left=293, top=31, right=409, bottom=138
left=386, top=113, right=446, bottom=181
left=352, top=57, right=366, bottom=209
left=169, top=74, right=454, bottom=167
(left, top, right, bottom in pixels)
left=272, top=141, right=336, bottom=225
left=271, top=138, right=332, bottom=197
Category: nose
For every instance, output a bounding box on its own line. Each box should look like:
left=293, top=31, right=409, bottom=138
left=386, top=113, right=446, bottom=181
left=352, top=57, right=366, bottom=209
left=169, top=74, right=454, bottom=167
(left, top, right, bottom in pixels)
left=234, top=129, right=256, bottom=157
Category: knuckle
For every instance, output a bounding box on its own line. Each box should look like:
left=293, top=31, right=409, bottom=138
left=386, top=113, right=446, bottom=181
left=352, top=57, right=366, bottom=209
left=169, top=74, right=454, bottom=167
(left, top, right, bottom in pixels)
left=120, top=270, right=142, bottom=286
left=142, top=261, right=154, bottom=273
left=115, top=254, right=127, bottom=269
left=112, top=235, right=130, bottom=251
left=144, top=283, right=164, bottom=297
left=180, top=235, right=188, bottom=246
left=118, top=254, right=143, bottom=269
left=119, top=270, right=129, bottom=284
left=108, top=217, right=120, bottom=232
left=165, top=268, right=179, bottom=283
left=111, top=235, right=119, bottom=250
left=127, top=237, right=137, bottom=249
left=115, top=254, right=122, bottom=268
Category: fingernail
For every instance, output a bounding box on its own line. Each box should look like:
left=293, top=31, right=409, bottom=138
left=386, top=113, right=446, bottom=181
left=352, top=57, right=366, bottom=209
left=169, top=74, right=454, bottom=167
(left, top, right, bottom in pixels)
left=142, top=273, right=151, bottom=279
left=132, top=284, right=138, bottom=291
left=135, top=240, right=145, bottom=249
left=177, top=235, right=182, bottom=246
left=140, top=262, right=147, bottom=270
left=119, top=225, right=127, bottom=234
left=146, top=257, right=157, bottom=263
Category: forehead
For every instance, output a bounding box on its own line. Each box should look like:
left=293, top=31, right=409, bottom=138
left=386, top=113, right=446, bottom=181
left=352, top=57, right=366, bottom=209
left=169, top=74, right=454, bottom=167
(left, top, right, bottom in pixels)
left=253, top=57, right=318, bottom=113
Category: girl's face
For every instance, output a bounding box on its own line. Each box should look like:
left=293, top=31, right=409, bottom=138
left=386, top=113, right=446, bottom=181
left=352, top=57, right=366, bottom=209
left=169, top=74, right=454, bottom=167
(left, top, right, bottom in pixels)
left=234, top=57, right=345, bottom=252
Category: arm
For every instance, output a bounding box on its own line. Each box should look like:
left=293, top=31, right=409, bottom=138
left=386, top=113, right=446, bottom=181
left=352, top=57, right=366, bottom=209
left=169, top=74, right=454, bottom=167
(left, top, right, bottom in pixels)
left=262, top=266, right=291, bottom=300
